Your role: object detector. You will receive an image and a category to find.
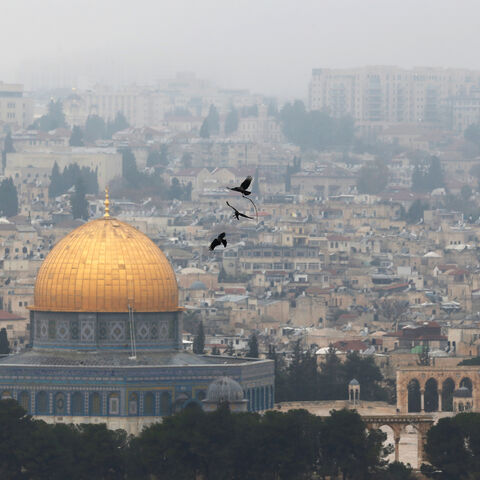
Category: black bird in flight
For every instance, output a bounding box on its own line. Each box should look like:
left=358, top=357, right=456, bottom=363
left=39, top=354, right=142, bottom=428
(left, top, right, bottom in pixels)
left=228, top=176, right=252, bottom=195
left=209, top=232, right=227, bottom=251
left=226, top=201, right=253, bottom=220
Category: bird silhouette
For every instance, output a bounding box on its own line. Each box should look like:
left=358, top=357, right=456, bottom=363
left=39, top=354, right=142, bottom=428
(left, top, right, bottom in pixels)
left=226, top=201, right=253, bottom=220
left=209, top=232, right=227, bottom=251
left=228, top=176, right=252, bottom=195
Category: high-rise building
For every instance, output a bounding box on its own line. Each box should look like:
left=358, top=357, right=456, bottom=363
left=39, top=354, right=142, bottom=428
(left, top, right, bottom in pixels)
left=309, top=66, right=480, bottom=130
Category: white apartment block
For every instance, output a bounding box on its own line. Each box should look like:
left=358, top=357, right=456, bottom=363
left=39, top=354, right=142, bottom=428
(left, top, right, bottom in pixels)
left=0, top=82, right=33, bottom=128
left=309, top=67, right=480, bottom=130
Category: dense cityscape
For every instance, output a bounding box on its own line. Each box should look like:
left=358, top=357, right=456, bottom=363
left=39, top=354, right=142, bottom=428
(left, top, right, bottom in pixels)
left=2, top=1, right=480, bottom=477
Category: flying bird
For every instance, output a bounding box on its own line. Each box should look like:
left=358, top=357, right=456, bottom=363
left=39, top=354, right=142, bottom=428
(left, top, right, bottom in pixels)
left=226, top=201, right=253, bottom=220
left=228, top=176, right=252, bottom=196
left=209, top=232, right=227, bottom=251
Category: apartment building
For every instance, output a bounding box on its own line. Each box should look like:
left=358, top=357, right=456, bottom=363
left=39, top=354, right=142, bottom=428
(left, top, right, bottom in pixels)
left=0, top=82, right=33, bottom=128
left=309, top=66, right=480, bottom=130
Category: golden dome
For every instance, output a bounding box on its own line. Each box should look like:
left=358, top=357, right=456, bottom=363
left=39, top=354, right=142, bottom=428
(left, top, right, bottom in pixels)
left=32, top=218, right=179, bottom=313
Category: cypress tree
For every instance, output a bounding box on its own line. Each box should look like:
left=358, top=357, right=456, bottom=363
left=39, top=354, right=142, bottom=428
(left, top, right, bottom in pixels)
left=247, top=333, right=259, bottom=358
left=0, top=328, right=10, bottom=354
left=0, top=178, right=18, bottom=217
left=193, top=321, right=205, bottom=354
left=70, top=177, right=89, bottom=220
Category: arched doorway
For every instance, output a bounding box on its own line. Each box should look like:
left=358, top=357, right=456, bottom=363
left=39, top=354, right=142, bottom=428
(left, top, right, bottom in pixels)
left=400, top=425, right=419, bottom=469
left=424, top=378, right=438, bottom=412
left=143, top=392, right=155, bottom=416
left=408, top=379, right=421, bottom=412
left=442, top=378, right=455, bottom=411
left=18, top=391, right=29, bottom=412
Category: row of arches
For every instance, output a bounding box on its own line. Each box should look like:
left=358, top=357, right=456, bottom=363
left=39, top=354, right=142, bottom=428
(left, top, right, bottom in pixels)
left=245, top=386, right=274, bottom=411
left=407, top=377, right=472, bottom=412
left=3, top=389, right=207, bottom=417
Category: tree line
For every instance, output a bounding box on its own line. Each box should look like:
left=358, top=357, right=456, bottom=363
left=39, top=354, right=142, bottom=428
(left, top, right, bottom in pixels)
left=48, top=162, right=99, bottom=198
left=279, top=100, right=355, bottom=150
left=0, top=399, right=415, bottom=480
left=271, top=343, right=390, bottom=403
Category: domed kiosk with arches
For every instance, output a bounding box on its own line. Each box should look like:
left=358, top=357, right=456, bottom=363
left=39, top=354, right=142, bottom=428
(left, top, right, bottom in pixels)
left=0, top=205, right=274, bottom=434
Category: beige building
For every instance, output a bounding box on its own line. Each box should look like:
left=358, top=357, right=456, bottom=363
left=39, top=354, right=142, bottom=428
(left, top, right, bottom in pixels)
left=309, top=66, right=480, bottom=129
left=5, top=148, right=122, bottom=190
left=0, top=82, right=33, bottom=128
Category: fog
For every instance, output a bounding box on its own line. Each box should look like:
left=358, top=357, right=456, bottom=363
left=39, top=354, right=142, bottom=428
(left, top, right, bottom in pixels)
left=2, top=0, right=480, bottom=97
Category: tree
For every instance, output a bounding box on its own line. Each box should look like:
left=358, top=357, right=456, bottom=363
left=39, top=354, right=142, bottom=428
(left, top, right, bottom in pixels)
left=121, top=148, right=140, bottom=187
left=343, top=352, right=386, bottom=401
left=48, top=162, right=62, bottom=198
left=33, top=100, right=66, bottom=131
left=422, top=416, right=471, bottom=479
left=465, top=123, right=480, bottom=148
left=192, top=321, right=205, bottom=354
left=225, top=108, right=239, bottom=135
left=206, top=104, right=220, bottom=134
left=106, top=112, right=129, bottom=138
left=69, top=126, right=84, bottom=146
left=0, top=399, right=37, bottom=479
left=70, top=177, right=89, bottom=220
left=461, top=184, right=472, bottom=202
left=225, top=341, right=234, bottom=356
left=0, top=329, right=10, bottom=355
left=199, top=118, right=210, bottom=138
left=357, top=159, right=390, bottom=194
left=417, top=345, right=431, bottom=366
left=181, top=152, right=193, bottom=168
left=84, top=115, right=106, bottom=143
left=2, top=131, right=14, bottom=170
left=0, top=178, right=18, bottom=217
left=247, top=333, right=259, bottom=358
left=406, top=199, right=428, bottom=224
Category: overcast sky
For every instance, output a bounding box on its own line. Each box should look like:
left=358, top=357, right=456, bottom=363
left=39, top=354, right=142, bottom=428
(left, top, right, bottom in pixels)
left=2, top=0, right=480, bottom=98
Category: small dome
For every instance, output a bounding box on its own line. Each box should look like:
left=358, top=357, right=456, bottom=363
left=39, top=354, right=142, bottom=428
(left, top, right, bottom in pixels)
left=454, top=386, right=472, bottom=398
left=189, top=280, right=207, bottom=290
left=349, top=378, right=360, bottom=386
left=206, top=377, right=244, bottom=403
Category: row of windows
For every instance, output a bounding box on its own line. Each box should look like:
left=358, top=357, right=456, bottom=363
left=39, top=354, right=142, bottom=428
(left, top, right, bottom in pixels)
left=5, top=390, right=177, bottom=417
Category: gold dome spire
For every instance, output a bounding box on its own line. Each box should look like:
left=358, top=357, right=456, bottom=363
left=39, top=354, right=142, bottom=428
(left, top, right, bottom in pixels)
left=32, top=218, right=180, bottom=313
left=104, top=187, right=110, bottom=218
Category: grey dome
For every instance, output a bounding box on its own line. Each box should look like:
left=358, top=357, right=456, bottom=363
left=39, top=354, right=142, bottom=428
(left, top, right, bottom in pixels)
left=189, top=280, right=207, bottom=290
left=454, top=386, right=472, bottom=398
left=349, top=378, right=360, bottom=386
left=206, top=376, right=244, bottom=403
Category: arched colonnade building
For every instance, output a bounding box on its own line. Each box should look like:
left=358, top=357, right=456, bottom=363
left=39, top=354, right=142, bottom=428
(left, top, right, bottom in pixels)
left=397, top=367, right=478, bottom=414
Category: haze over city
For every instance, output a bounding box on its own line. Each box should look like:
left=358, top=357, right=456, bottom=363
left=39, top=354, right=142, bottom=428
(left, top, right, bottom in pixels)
left=2, top=0, right=480, bottom=96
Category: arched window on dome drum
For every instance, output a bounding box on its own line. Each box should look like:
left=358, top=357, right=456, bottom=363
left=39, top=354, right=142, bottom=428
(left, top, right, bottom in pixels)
left=160, top=392, right=171, bottom=416
left=128, top=393, right=138, bottom=416
left=90, top=393, right=101, bottom=416
left=54, top=392, right=66, bottom=415
left=18, top=391, right=29, bottom=412
left=71, top=392, right=83, bottom=416
left=36, top=391, right=49, bottom=414
left=144, top=393, right=155, bottom=416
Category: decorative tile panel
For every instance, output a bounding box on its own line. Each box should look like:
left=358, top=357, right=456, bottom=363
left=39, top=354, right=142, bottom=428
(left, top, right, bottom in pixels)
left=80, top=319, right=95, bottom=342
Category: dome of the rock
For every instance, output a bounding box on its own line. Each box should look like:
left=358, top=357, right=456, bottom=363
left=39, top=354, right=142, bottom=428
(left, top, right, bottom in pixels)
left=32, top=218, right=179, bottom=313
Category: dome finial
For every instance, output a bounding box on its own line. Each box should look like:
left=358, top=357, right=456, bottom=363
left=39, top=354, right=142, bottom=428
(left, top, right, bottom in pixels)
left=104, top=187, right=110, bottom=218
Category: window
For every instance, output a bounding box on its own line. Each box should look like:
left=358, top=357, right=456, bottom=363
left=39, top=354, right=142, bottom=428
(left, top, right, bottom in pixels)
left=71, top=392, right=83, bottom=415
left=90, top=392, right=101, bottom=415
left=108, top=393, right=120, bottom=415
left=18, top=391, right=29, bottom=412
left=144, top=392, right=155, bottom=416
left=160, top=392, right=171, bottom=416
left=128, top=393, right=138, bottom=415
left=36, top=391, right=48, bottom=414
